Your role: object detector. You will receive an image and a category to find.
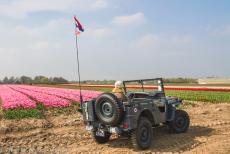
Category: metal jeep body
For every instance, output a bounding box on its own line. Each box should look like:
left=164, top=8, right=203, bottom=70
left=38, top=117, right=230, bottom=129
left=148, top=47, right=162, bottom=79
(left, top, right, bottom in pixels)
left=82, top=78, right=189, bottom=149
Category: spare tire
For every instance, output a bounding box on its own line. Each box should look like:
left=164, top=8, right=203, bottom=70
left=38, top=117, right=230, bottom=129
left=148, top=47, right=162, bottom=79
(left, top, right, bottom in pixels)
left=95, top=93, right=124, bottom=126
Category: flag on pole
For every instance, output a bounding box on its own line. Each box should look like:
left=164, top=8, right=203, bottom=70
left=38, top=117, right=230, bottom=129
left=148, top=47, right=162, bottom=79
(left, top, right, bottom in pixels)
left=73, top=15, right=84, bottom=109
left=74, top=16, right=84, bottom=35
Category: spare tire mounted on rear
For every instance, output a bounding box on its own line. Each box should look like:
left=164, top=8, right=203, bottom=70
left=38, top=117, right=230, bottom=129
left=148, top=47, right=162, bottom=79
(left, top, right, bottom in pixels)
left=95, top=93, right=124, bottom=126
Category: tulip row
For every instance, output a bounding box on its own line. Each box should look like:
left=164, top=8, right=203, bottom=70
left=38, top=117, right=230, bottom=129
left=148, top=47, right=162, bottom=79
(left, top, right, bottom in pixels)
left=11, top=85, right=102, bottom=102
left=0, top=85, right=102, bottom=110
left=0, top=85, right=36, bottom=109
left=9, top=86, right=71, bottom=108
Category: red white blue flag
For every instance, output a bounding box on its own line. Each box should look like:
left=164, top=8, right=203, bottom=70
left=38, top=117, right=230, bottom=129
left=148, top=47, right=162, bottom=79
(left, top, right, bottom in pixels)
left=74, top=16, right=84, bottom=35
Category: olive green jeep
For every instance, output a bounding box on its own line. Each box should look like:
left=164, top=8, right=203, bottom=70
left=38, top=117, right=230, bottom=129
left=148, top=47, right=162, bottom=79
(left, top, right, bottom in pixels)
left=82, top=78, right=190, bottom=149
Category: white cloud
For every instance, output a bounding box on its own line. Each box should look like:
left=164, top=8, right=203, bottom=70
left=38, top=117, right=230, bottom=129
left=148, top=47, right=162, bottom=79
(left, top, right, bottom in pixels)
left=0, top=20, right=75, bottom=79
left=132, top=33, right=194, bottom=54
left=171, top=35, right=192, bottom=44
left=0, top=0, right=109, bottom=18
left=30, top=41, right=49, bottom=50
left=0, top=18, right=70, bottom=50
left=30, top=41, right=60, bottom=50
left=222, top=25, right=230, bottom=35
left=213, top=25, right=230, bottom=36
left=137, top=34, right=159, bottom=47
left=47, top=18, right=72, bottom=29
left=15, top=25, right=40, bottom=37
left=111, top=12, right=146, bottom=26
left=91, top=0, right=108, bottom=9
left=85, top=27, right=113, bottom=38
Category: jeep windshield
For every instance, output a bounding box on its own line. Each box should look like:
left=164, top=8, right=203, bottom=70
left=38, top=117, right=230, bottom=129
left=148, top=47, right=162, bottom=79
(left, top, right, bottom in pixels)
left=123, top=78, right=164, bottom=94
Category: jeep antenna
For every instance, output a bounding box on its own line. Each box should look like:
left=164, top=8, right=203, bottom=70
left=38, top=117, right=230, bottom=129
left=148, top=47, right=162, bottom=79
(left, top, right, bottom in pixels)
left=73, top=16, right=84, bottom=110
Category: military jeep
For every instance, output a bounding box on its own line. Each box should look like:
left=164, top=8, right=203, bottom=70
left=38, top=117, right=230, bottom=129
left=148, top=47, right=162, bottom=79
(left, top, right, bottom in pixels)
left=82, top=78, right=190, bottom=149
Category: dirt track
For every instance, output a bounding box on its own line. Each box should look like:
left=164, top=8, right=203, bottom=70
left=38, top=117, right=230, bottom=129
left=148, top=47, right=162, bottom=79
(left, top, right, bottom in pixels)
left=0, top=102, right=230, bottom=154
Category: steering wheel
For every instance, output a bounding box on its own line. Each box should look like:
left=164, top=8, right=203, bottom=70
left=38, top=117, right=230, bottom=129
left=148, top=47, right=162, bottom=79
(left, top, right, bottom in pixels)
left=126, top=92, right=135, bottom=100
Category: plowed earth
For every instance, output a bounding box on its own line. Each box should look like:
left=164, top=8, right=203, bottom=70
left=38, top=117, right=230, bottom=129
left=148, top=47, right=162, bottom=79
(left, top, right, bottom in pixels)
left=0, top=102, right=230, bottom=154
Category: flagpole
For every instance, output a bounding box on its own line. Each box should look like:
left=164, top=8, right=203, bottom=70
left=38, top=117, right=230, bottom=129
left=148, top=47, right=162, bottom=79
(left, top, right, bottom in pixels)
left=75, top=27, right=83, bottom=111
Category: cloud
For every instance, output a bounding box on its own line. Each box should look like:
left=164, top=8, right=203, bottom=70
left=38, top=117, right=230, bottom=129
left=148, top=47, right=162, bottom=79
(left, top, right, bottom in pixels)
left=111, top=12, right=146, bottom=26
left=85, top=27, right=114, bottom=38
left=0, top=20, right=75, bottom=79
left=136, top=34, right=159, bottom=47
left=15, top=25, right=40, bottom=37
left=91, top=0, right=108, bottom=9
left=30, top=41, right=60, bottom=51
left=171, top=35, right=193, bottom=44
left=130, top=33, right=195, bottom=58
left=214, top=25, right=230, bottom=36
left=0, top=0, right=109, bottom=18
left=47, top=18, right=72, bottom=29
left=136, top=34, right=192, bottom=48
left=0, top=17, right=70, bottom=50
left=222, top=25, right=230, bottom=35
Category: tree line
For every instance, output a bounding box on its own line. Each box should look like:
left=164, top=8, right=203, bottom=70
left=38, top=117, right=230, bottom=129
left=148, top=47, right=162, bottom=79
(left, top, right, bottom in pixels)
left=82, top=78, right=197, bottom=84
left=0, top=76, right=197, bottom=85
left=0, top=76, right=69, bottom=84
left=163, top=78, right=197, bottom=83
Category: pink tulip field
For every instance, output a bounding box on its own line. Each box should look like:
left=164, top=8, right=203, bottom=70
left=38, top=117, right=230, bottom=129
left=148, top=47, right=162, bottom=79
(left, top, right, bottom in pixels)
left=0, top=85, right=37, bottom=109
left=10, top=85, right=102, bottom=102
left=0, top=85, right=102, bottom=110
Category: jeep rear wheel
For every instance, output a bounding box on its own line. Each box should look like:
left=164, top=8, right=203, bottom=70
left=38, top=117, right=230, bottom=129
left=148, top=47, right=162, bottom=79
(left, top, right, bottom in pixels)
left=91, top=130, right=111, bottom=144
left=95, top=93, right=124, bottom=126
left=131, top=117, right=153, bottom=150
left=169, top=110, right=190, bottom=133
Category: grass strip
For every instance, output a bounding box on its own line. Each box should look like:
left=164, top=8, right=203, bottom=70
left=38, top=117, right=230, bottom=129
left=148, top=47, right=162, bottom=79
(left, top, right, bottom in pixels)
left=3, top=108, right=42, bottom=119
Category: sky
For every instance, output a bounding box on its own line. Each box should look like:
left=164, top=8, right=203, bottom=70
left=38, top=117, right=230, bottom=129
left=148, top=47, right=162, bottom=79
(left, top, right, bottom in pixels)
left=0, top=0, right=230, bottom=81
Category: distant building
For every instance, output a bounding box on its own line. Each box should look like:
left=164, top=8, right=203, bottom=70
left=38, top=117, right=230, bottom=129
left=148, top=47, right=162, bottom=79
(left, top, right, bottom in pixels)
left=198, top=78, right=230, bottom=84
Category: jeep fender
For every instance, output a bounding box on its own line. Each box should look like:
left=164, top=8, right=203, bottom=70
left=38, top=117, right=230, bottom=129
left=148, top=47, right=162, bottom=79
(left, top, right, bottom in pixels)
left=167, top=96, right=182, bottom=106
left=134, top=109, right=155, bottom=128
left=166, top=97, right=182, bottom=121
left=166, top=104, right=176, bottom=121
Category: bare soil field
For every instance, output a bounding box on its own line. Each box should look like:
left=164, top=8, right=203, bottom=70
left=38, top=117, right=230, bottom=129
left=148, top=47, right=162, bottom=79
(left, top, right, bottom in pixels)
left=0, top=102, right=230, bottom=154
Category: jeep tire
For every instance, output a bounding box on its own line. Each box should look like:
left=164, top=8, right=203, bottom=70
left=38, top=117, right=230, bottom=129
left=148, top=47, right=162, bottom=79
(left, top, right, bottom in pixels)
left=95, top=93, right=124, bottom=126
left=131, top=117, right=153, bottom=150
left=91, top=130, right=111, bottom=144
left=169, top=110, right=190, bottom=133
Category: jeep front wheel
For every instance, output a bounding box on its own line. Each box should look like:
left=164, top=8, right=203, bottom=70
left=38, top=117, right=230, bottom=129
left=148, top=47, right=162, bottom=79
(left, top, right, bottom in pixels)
left=169, top=110, right=190, bottom=133
left=131, top=117, right=153, bottom=149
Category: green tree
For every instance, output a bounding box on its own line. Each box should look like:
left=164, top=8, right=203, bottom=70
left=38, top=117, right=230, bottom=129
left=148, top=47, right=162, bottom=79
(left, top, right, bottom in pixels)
left=33, top=76, right=47, bottom=84
left=14, top=77, right=21, bottom=84
left=52, top=77, right=69, bottom=84
left=8, top=76, right=16, bottom=84
left=3, top=77, right=9, bottom=84
left=20, top=76, right=32, bottom=84
left=40, top=77, right=49, bottom=84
